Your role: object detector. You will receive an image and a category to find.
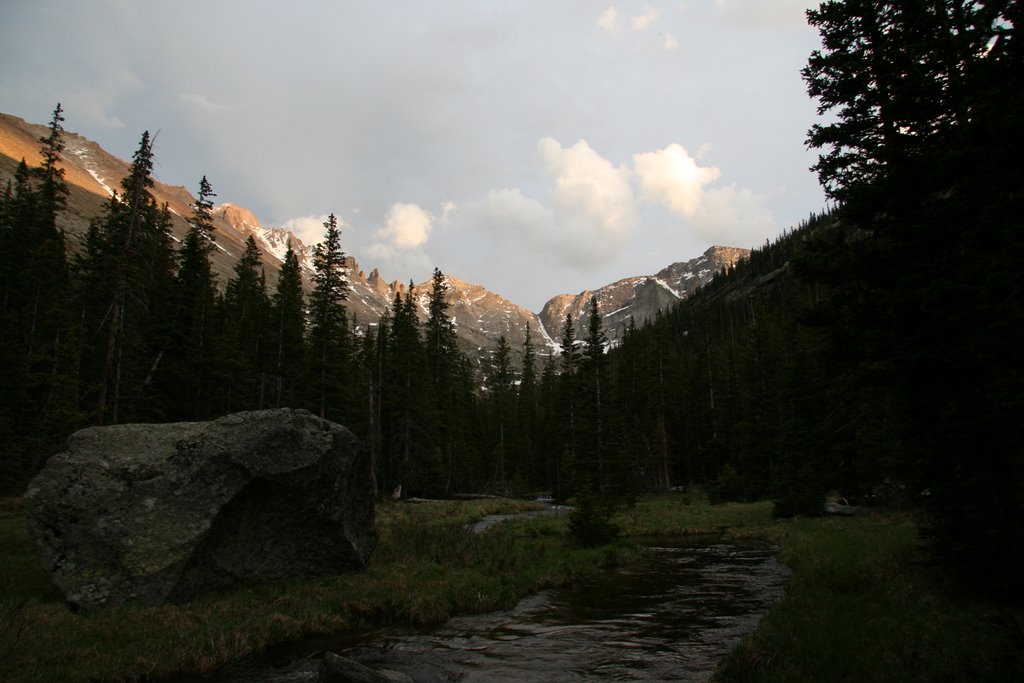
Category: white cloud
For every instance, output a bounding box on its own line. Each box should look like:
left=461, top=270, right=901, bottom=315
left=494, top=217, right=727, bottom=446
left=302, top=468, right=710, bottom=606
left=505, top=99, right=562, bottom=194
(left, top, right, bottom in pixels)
left=633, top=143, right=775, bottom=246
left=452, top=137, right=777, bottom=271
left=632, top=5, right=659, bottom=31
left=662, top=33, right=679, bottom=51
left=448, top=139, right=637, bottom=271
left=538, top=137, right=636, bottom=239
left=376, top=202, right=433, bottom=249
left=280, top=214, right=333, bottom=246
left=597, top=6, right=618, bottom=33
left=634, top=144, right=720, bottom=217
left=361, top=202, right=436, bottom=283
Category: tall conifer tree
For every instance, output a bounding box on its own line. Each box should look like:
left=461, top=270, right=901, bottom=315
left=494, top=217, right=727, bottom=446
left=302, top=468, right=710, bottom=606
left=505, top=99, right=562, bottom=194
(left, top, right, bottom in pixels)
left=166, top=176, right=219, bottom=419
left=517, top=322, right=539, bottom=488
left=77, top=131, right=175, bottom=424
left=222, top=235, right=269, bottom=411
left=485, top=334, right=515, bottom=490
left=423, top=268, right=466, bottom=491
left=268, top=240, right=305, bottom=408
left=0, top=106, right=79, bottom=491
left=581, top=296, right=609, bottom=482
left=802, top=0, right=1024, bottom=599
left=306, top=213, right=349, bottom=420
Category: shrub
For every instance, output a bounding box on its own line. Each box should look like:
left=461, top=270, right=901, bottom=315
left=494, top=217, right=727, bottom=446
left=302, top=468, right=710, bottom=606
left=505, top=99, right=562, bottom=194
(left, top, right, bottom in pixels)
left=568, top=492, right=619, bottom=547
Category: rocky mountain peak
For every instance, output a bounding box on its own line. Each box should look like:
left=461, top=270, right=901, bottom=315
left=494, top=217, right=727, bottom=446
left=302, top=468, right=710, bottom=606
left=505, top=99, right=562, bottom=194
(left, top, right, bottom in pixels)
left=214, top=203, right=261, bottom=232
left=0, top=110, right=750, bottom=366
left=536, top=245, right=750, bottom=346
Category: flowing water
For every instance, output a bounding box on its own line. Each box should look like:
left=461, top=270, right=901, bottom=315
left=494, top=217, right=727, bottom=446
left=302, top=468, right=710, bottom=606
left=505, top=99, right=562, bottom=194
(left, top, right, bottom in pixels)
left=213, top=536, right=789, bottom=682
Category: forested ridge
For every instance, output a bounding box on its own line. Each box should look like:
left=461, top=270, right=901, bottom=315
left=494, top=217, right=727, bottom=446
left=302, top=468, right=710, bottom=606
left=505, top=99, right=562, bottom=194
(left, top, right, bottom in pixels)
left=1, top=1, right=1020, bottom=601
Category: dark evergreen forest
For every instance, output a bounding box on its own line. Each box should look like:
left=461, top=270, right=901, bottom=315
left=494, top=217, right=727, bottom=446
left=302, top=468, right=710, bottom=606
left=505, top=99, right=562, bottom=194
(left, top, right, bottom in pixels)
left=1, top=1, right=1020, bottom=601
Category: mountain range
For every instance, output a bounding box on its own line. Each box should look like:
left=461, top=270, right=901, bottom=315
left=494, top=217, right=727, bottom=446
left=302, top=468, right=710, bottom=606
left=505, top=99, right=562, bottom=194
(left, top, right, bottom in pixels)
left=0, top=111, right=749, bottom=362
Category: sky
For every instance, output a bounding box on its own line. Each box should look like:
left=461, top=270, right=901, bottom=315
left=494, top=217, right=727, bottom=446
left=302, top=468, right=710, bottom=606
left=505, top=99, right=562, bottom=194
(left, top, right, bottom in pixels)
left=1, top=0, right=826, bottom=311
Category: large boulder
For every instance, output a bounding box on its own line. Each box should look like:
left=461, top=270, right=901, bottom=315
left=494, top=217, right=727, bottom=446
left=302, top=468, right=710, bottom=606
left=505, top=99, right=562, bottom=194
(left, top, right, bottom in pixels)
left=24, top=409, right=376, bottom=609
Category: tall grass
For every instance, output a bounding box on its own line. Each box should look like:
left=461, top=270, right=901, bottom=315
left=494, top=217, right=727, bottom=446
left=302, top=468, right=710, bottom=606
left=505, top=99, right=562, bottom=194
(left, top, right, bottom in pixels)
left=714, top=514, right=1024, bottom=682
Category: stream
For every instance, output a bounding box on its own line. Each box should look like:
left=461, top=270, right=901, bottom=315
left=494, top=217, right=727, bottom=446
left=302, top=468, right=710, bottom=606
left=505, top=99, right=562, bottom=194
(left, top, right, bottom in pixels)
left=202, top=535, right=789, bottom=682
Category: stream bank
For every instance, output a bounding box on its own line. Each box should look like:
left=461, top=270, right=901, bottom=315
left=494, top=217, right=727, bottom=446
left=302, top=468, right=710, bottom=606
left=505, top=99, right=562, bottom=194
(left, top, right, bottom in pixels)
left=194, top=536, right=789, bottom=682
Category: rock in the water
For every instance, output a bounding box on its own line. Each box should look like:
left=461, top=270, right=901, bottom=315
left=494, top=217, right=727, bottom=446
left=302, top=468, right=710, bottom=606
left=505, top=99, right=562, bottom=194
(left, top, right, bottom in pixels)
left=24, top=408, right=376, bottom=609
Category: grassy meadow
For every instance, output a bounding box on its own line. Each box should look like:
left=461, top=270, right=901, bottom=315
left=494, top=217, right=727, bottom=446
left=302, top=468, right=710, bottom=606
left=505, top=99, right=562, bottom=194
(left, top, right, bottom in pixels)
left=1, top=494, right=1020, bottom=682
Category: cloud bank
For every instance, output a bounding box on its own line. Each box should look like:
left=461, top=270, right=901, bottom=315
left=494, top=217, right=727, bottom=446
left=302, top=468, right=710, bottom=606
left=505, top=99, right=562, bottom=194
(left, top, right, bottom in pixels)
left=276, top=135, right=775, bottom=293
left=449, top=137, right=775, bottom=273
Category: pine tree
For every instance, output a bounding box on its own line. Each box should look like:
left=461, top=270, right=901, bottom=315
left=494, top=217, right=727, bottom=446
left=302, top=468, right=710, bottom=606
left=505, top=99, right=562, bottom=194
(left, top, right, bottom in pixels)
left=580, top=296, right=609, bottom=487
left=380, top=285, right=436, bottom=495
left=166, top=176, right=218, bottom=419
left=517, top=322, right=539, bottom=489
left=557, top=313, right=579, bottom=499
left=13, top=104, right=73, bottom=389
left=268, top=240, right=305, bottom=408
left=423, top=268, right=465, bottom=492
left=803, top=0, right=1024, bottom=599
left=0, top=105, right=79, bottom=491
left=567, top=296, right=624, bottom=544
left=221, top=235, right=269, bottom=411
left=485, top=334, right=515, bottom=492
left=424, top=268, right=457, bottom=374
left=356, top=319, right=383, bottom=495
left=306, top=213, right=349, bottom=420
left=537, top=350, right=561, bottom=496
left=75, top=130, right=176, bottom=424
left=34, top=103, right=70, bottom=230
left=25, top=102, right=73, bottom=364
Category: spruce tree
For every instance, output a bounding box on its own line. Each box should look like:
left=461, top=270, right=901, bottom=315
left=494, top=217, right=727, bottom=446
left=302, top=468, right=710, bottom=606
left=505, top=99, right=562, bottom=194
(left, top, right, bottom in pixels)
left=356, top=319, right=383, bottom=495
left=221, top=235, right=269, bottom=411
left=34, top=103, right=70, bottom=230
left=268, top=240, right=305, bottom=408
left=166, top=176, right=219, bottom=419
left=306, top=214, right=349, bottom=420
left=423, top=268, right=464, bottom=492
left=424, top=268, right=458, bottom=374
left=0, top=107, right=79, bottom=491
left=580, top=296, right=609, bottom=486
left=25, top=102, right=73, bottom=364
left=485, top=334, right=515, bottom=491
left=381, top=286, right=435, bottom=495
left=802, top=0, right=1024, bottom=599
left=517, top=322, right=539, bottom=489
left=76, top=130, right=175, bottom=424
left=557, top=313, right=579, bottom=499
